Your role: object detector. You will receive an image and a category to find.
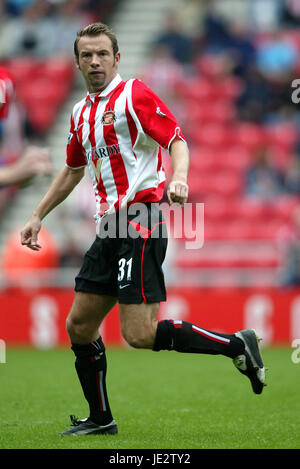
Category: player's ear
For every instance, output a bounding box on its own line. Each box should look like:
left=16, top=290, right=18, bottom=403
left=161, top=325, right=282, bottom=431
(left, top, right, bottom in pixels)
left=74, top=55, right=80, bottom=70
left=114, top=52, right=120, bottom=68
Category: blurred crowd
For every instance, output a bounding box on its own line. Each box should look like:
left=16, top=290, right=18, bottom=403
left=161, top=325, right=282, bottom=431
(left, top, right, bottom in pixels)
left=1, top=0, right=300, bottom=286
left=141, top=0, right=300, bottom=286
left=0, top=0, right=123, bottom=272
left=0, top=0, right=122, bottom=59
left=143, top=0, right=299, bottom=134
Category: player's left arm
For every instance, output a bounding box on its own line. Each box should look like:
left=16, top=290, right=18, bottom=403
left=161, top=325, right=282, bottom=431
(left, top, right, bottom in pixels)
left=168, top=138, right=189, bottom=206
left=130, top=80, right=189, bottom=205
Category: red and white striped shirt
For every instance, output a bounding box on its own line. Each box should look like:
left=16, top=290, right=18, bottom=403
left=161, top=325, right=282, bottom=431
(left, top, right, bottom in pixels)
left=0, top=67, right=14, bottom=120
left=66, top=74, right=185, bottom=224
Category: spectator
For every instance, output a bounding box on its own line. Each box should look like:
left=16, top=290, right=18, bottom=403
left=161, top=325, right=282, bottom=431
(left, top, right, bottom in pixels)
left=202, top=1, right=232, bottom=53
left=245, top=147, right=284, bottom=199
left=284, top=155, right=300, bottom=195
left=155, top=11, right=192, bottom=64
left=5, top=0, right=34, bottom=17
left=0, top=145, right=53, bottom=187
left=139, top=44, right=185, bottom=100
left=256, top=29, right=298, bottom=80
left=278, top=205, right=300, bottom=287
left=0, top=65, right=53, bottom=189
left=248, top=0, right=283, bottom=32
left=83, top=0, right=122, bottom=23
left=0, top=0, right=56, bottom=59
left=51, top=0, right=91, bottom=58
left=225, top=20, right=256, bottom=77
left=236, top=66, right=271, bottom=122
left=281, top=0, right=300, bottom=26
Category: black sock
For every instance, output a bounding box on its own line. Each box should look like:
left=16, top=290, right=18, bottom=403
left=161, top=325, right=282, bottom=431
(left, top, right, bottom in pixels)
left=152, top=320, right=244, bottom=358
left=71, top=337, right=113, bottom=425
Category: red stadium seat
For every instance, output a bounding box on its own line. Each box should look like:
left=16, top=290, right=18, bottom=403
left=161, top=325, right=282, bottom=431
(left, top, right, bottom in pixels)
left=180, top=79, right=216, bottom=101
left=188, top=170, right=244, bottom=200
left=203, top=197, right=229, bottom=220
left=213, top=77, right=244, bottom=100
left=25, top=104, right=58, bottom=133
left=5, top=57, right=39, bottom=87
left=274, top=196, right=300, bottom=221
left=213, top=171, right=244, bottom=197
left=41, top=58, right=75, bottom=81
left=189, top=151, right=213, bottom=171
left=231, top=123, right=266, bottom=150
left=190, top=123, right=228, bottom=147
left=264, top=123, right=298, bottom=152
left=17, top=77, right=70, bottom=107
left=175, top=242, right=280, bottom=268
left=220, top=146, right=252, bottom=170
left=229, top=198, right=267, bottom=222
left=194, top=54, right=225, bottom=78
left=189, top=100, right=236, bottom=124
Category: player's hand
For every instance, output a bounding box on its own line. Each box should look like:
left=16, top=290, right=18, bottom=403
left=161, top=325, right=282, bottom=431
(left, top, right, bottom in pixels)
left=167, top=180, right=189, bottom=206
left=20, top=215, right=42, bottom=251
left=14, top=146, right=53, bottom=183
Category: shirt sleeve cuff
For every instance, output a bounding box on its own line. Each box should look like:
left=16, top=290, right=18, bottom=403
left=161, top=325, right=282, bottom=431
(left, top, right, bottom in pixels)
left=167, top=127, right=186, bottom=152
left=65, top=163, right=86, bottom=170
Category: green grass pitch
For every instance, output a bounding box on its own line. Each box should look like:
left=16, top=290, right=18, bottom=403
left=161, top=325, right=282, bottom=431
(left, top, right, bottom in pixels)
left=0, top=346, right=299, bottom=449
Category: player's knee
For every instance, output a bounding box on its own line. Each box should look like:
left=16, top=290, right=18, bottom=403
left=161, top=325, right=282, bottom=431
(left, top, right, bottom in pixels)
left=66, top=314, right=80, bottom=337
left=66, top=314, right=90, bottom=342
left=122, top=327, right=154, bottom=349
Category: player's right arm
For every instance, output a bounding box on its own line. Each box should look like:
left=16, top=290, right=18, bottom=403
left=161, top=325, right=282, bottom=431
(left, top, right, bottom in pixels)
left=20, top=165, right=85, bottom=251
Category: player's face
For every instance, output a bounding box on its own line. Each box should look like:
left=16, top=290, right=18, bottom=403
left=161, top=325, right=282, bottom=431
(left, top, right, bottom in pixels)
left=76, top=34, right=120, bottom=93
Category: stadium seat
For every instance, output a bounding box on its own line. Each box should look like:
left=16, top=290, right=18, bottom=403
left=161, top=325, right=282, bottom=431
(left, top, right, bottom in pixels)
left=220, top=146, right=252, bottom=170
left=263, top=123, right=298, bottom=152
left=188, top=100, right=236, bottom=124
left=231, top=123, right=266, bottom=150
left=5, top=57, right=39, bottom=87
left=203, top=197, right=232, bottom=221
left=25, top=103, right=58, bottom=134
left=188, top=170, right=244, bottom=200
left=229, top=198, right=267, bottom=221
left=175, top=243, right=280, bottom=268
left=4, top=57, right=74, bottom=134
left=190, top=123, right=228, bottom=147
left=18, top=77, right=70, bottom=107
left=179, top=79, right=216, bottom=101
left=41, top=58, right=75, bottom=83
left=213, top=77, right=244, bottom=100
left=274, top=196, right=300, bottom=221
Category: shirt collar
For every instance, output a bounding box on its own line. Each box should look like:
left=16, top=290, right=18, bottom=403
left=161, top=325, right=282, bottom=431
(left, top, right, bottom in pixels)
left=85, top=74, right=123, bottom=103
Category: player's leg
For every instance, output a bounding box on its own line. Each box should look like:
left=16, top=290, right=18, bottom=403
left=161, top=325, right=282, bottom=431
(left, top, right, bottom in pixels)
left=61, top=235, right=119, bottom=435
left=119, top=302, right=265, bottom=394
left=66, top=290, right=115, bottom=343
left=119, top=301, right=159, bottom=349
left=64, top=291, right=117, bottom=433
left=119, top=203, right=244, bottom=356
left=119, top=301, right=244, bottom=357
left=152, top=320, right=266, bottom=394
left=152, top=319, right=244, bottom=357
left=119, top=203, right=265, bottom=393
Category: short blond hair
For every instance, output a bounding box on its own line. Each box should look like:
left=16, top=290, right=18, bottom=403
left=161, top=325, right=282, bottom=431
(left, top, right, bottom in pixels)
left=74, top=22, right=119, bottom=60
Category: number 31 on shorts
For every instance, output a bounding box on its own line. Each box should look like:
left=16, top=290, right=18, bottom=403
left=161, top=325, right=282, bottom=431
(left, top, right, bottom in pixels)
left=118, top=257, right=133, bottom=281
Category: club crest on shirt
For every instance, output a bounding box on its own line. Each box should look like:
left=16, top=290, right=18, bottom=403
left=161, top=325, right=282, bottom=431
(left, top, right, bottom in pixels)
left=101, top=108, right=116, bottom=125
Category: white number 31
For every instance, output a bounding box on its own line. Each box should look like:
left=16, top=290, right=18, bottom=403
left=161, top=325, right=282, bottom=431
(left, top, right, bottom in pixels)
left=118, top=257, right=133, bottom=281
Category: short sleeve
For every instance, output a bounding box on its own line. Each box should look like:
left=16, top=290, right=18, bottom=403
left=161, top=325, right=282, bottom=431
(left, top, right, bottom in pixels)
left=65, top=113, right=86, bottom=169
left=131, top=79, right=186, bottom=151
left=0, top=69, right=14, bottom=120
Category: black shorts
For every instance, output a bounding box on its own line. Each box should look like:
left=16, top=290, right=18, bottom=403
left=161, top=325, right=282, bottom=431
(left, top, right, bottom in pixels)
left=75, top=203, right=168, bottom=304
